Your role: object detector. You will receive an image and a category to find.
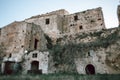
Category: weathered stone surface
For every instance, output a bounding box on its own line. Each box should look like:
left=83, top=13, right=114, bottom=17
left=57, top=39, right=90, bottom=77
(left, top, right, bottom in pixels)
left=0, top=21, right=47, bottom=74
left=0, top=7, right=120, bottom=74
left=25, top=7, right=105, bottom=38
left=63, top=7, right=105, bottom=34
left=22, top=51, right=49, bottom=74
left=25, top=9, right=69, bottom=38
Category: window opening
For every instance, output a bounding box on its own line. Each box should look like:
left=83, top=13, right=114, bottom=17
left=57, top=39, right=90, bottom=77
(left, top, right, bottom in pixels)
left=32, top=53, right=37, bottom=58
left=46, top=18, right=50, bottom=24
left=34, top=39, right=39, bottom=49
left=74, top=15, right=78, bottom=21
left=79, top=26, right=83, bottom=29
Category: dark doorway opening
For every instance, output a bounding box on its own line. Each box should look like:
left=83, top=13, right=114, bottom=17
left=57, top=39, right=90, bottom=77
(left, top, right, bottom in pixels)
left=31, top=61, right=39, bottom=70
left=34, top=39, right=39, bottom=49
left=4, top=61, right=15, bottom=74
left=28, top=61, right=42, bottom=74
left=85, top=64, right=95, bottom=75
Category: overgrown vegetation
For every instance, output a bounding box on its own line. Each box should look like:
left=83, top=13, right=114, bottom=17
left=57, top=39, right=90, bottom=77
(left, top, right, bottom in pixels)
left=84, top=29, right=120, bottom=48
left=61, top=28, right=120, bottom=49
left=44, top=34, right=53, bottom=49
left=49, top=28, right=120, bottom=73
left=0, top=74, right=120, bottom=80
left=51, top=44, right=77, bottom=73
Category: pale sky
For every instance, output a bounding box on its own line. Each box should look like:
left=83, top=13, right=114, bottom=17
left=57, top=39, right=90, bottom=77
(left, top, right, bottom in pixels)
left=0, top=0, right=119, bottom=28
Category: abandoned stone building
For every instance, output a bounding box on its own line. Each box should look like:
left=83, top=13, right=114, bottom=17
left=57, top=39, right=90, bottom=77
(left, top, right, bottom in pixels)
left=0, top=6, right=120, bottom=75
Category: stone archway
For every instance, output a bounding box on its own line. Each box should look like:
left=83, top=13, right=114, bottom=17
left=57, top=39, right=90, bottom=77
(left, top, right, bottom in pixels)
left=31, top=61, right=39, bottom=70
left=85, top=64, right=95, bottom=75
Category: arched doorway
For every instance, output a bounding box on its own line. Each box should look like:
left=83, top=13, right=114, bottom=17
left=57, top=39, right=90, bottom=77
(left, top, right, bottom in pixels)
left=31, top=61, right=39, bottom=70
left=85, top=64, right=95, bottom=75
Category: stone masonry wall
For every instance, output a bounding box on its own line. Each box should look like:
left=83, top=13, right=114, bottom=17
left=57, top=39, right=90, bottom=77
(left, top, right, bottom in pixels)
left=25, top=7, right=105, bottom=38
left=63, top=7, right=105, bottom=34
left=0, top=21, right=48, bottom=74
left=25, top=9, right=69, bottom=38
left=0, top=21, right=27, bottom=62
left=0, top=22, right=47, bottom=62
left=25, top=23, right=47, bottom=51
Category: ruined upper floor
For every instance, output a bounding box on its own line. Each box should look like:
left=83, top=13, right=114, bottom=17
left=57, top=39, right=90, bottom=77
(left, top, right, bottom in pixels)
left=25, top=7, right=106, bottom=38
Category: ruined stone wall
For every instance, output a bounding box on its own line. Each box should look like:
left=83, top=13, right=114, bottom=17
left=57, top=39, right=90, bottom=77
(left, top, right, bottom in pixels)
left=0, top=21, right=48, bottom=74
left=25, top=7, right=105, bottom=38
left=27, top=9, right=69, bottom=19
left=25, top=9, right=69, bottom=38
left=0, top=21, right=47, bottom=62
left=25, top=23, right=47, bottom=51
left=25, top=15, right=61, bottom=38
left=0, top=21, right=27, bottom=62
left=63, top=7, right=105, bottom=34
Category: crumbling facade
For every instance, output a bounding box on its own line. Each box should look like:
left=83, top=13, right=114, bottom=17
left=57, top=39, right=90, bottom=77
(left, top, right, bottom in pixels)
left=0, top=6, right=120, bottom=75
left=0, top=21, right=48, bottom=74
left=25, top=7, right=105, bottom=37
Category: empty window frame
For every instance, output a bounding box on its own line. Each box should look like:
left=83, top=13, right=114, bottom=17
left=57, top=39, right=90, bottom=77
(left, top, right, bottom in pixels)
left=74, top=15, right=78, bottom=21
left=45, top=18, right=50, bottom=24
left=32, top=53, right=37, bottom=58
left=79, top=25, right=83, bottom=29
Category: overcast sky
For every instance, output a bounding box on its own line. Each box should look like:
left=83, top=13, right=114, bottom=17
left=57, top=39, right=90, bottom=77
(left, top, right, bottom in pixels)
left=0, top=0, right=119, bottom=28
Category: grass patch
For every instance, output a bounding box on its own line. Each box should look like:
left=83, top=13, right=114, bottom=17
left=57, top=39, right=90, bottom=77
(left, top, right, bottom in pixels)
left=0, top=74, right=120, bottom=80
